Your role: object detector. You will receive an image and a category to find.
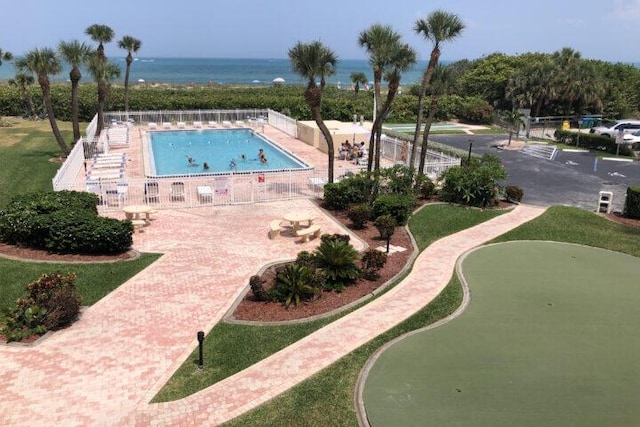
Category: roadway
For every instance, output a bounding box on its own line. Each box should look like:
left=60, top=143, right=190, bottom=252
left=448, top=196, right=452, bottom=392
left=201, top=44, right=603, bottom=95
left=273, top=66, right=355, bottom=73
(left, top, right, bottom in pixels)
left=430, top=134, right=640, bottom=212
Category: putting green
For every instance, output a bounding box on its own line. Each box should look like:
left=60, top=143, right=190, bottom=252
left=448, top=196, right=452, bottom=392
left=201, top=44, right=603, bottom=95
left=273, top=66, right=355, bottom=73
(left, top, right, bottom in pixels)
left=363, top=241, right=640, bottom=427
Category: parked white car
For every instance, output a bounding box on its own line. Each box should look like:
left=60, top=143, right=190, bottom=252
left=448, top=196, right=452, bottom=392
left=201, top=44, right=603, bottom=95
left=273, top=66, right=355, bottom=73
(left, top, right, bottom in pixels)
left=590, top=119, right=640, bottom=138
left=623, top=130, right=640, bottom=145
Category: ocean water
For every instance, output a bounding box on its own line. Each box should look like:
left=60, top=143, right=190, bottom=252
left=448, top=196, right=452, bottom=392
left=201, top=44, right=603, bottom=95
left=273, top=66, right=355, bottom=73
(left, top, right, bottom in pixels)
left=0, top=57, right=431, bottom=87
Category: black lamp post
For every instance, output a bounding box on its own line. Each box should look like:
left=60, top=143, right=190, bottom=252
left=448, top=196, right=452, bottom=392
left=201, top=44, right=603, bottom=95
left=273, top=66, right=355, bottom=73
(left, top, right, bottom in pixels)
left=197, top=331, right=205, bottom=370
left=467, top=140, right=473, bottom=163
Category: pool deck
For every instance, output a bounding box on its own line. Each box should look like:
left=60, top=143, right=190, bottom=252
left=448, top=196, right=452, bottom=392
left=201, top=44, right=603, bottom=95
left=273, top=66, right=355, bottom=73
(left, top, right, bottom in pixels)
left=0, top=122, right=547, bottom=426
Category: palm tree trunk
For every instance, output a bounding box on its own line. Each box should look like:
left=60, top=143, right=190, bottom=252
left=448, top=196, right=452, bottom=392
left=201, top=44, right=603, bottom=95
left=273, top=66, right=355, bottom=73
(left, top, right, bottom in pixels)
left=39, top=77, right=70, bottom=155
left=418, top=94, right=439, bottom=175
left=410, top=48, right=440, bottom=171
left=96, top=80, right=107, bottom=136
left=70, top=77, right=81, bottom=142
left=314, top=111, right=335, bottom=183
left=124, top=55, right=132, bottom=112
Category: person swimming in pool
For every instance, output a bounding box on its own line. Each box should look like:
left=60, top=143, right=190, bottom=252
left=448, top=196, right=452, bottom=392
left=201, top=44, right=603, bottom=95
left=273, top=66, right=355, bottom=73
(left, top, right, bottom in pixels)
left=229, top=159, right=237, bottom=169
left=258, top=148, right=267, bottom=163
left=240, top=154, right=246, bottom=161
left=203, top=162, right=210, bottom=170
left=186, top=155, right=195, bottom=165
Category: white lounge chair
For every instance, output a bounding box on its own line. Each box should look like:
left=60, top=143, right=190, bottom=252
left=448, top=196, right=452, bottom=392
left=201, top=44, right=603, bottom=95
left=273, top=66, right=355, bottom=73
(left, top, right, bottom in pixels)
left=162, top=122, right=172, bottom=129
left=193, top=121, right=203, bottom=128
left=208, top=121, right=218, bottom=128
left=177, top=122, right=186, bottom=129
left=148, top=122, right=157, bottom=130
left=197, top=185, right=213, bottom=202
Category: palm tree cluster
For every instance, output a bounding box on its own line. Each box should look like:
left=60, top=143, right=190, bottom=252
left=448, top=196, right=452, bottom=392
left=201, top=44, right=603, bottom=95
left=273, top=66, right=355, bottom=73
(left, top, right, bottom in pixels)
left=289, top=9, right=465, bottom=183
left=12, top=25, right=141, bottom=155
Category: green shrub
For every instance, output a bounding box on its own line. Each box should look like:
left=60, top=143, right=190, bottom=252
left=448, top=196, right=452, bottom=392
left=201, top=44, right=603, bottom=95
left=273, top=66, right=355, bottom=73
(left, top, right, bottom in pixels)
left=374, top=214, right=397, bottom=240
left=347, top=203, right=372, bottom=229
left=270, top=264, right=321, bottom=308
left=415, top=175, right=436, bottom=199
left=504, top=185, right=524, bottom=203
left=0, top=191, right=132, bottom=254
left=554, top=130, right=633, bottom=156
left=313, top=239, right=362, bottom=292
left=319, top=233, right=351, bottom=245
left=378, top=165, right=415, bottom=196
left=1, top=272, right=81, bottom=342
left=249, top=275, right=269, bottom=302
left=322, top=173, right=373, bottom=210
left=623, top=186, right=640, bottom=219
left=440, top=154, right=507, bottom=207
left=295, top=251, right=316, bottom=269
left=371, top=194, right=415, bottom=226
left=361, top=249, right=388, bottom=280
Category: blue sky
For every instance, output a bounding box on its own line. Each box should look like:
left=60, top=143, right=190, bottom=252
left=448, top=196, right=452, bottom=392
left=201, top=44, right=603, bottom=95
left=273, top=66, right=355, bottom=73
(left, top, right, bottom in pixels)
left=2, top=0, right=640, bottom=62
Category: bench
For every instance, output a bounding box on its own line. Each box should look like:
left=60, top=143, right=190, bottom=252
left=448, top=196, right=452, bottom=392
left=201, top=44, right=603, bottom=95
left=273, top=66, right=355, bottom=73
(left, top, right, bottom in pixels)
left=296, top=224, right=322, bottom=242
left=131, top=219, right=147, bottom=232
left=269, top=220, right=283, bottom=239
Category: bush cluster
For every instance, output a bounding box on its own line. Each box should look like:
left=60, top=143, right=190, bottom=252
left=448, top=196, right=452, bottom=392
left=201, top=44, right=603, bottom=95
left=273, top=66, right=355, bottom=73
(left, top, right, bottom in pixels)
left=440, top=154, right=507, bottom=208
left=624, top=186, right=640, bottom=219
left=504, top=185, right=524, bottom=203
left=1, top=272, right=81, bottom=342
left=0, top=191, right=132, bottom=254
left=554, top=130, right=633, bottom=157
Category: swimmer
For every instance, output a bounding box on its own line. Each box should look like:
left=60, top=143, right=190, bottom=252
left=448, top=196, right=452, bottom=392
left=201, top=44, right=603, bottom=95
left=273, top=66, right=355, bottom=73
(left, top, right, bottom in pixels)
left=258, top=148, right=267, bottom=163
left=240, top=154, right=246, bottom=161
left=186, top=155, right=195, bottom=165
left=229, top=159, right=237, bottom=169
left=203, top=162, right=210, bottom=170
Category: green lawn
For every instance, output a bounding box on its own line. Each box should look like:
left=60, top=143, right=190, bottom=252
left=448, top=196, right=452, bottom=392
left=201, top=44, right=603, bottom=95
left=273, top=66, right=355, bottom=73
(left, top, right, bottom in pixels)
left=0, top=119, right=161, bottom=322
left=365, top=241, right=640, bottom=426
left=0, top=119, right=77, bottom=207
left=223, top=207, right=640, bottom=426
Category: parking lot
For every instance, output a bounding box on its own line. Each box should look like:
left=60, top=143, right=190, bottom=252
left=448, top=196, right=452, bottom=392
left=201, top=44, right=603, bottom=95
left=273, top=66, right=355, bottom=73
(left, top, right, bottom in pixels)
left=431, top=134, right=640, bottom=212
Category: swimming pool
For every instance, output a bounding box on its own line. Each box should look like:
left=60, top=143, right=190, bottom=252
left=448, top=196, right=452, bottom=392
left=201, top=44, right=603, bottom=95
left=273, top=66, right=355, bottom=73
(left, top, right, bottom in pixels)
left=146, top=129, right=311, bottom=176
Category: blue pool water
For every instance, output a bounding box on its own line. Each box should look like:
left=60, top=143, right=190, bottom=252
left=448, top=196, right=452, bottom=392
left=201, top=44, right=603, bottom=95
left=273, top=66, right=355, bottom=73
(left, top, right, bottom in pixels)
left=147, top=129, right=310, bottom=176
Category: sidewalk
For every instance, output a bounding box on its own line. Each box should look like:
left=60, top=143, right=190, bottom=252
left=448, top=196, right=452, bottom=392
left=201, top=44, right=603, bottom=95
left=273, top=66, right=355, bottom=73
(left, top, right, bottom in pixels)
left=0, top=203, right=546, bottom=426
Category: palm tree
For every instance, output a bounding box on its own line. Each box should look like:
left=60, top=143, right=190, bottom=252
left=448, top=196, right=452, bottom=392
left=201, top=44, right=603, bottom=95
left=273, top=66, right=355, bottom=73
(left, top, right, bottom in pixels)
left=350, top=71, right=368, bottom=95
left=15, top=48, right=70, bottom=155
left=418, top=64, right=453, bottom=175
left=86, top=52, right=121, bottom=136
left=0, top=48, right=14, bottom=122
left=410, top=10, right=465, bottom=170
left=85, top=24, right=115, bottom=59
left=288, top=41, right=338, bottom=183
left=503, top=109, right=526, bottom=146
left=359, top=24, right=416, bottom=171
left=8, top=73, right=37, bottom=118
left=58, top=40, right=92, bottom=142
left=118, top=35, right=142, bottom=112
left=0, top=48, right=13, bottom=66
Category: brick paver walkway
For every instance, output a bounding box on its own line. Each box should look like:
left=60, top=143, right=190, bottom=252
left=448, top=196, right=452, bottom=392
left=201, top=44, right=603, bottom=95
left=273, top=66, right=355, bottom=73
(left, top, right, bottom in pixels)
left=0, top=202, right=546, bottom=426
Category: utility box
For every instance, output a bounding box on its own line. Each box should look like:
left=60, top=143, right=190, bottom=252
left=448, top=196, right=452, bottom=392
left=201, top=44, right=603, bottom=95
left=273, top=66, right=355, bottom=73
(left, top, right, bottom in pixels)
left=597, top=191, right=613, bottom=214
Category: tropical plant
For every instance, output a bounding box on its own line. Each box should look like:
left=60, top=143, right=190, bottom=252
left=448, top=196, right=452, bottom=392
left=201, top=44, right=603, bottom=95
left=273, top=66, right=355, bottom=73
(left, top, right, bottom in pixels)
left=504, top=185, right=524, bottom=203
left=85, top=24, right=115, bottom=59
left=350, top=71, right=368, bottom=95
left=14, top=48, right=70, bottom=155
left=1, top=272, right=81, bottom=343
left=502, top=109, right=527, bottom=146
left=0, top=48, right=13, bottom=66
left=8, top=73, right=37, bottom=118
left=118, top=35, right=142, bottom=112
left=288, top=40, right=339, bottom=182
left=313, top=238, right=361, bottom=292
left=58, top=40, right=92, bottom=142
left=410, top=10, right=465, bottom=171
left=86, top=52, right=121, bottom=136
left=270, top=264, right=320, bottom=307
left=374, top=214, right=397, bottom=240
left=418, top=64, right=454, bottom=175
left=359, top=24, right=416, bottom=172
left=440, top=154, right=507, bottom=207
left=85, top=24, right=115, bottom=135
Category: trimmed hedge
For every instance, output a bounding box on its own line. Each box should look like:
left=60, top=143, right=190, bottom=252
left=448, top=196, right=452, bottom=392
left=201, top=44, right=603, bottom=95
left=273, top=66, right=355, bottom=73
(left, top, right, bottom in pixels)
left=371, top=194, right=415, bottom=226
left=554, top=130, right=633, bottom=156
left=623, top=186, right=640, bottom=219
left=0, top=191, right=132, bottom=254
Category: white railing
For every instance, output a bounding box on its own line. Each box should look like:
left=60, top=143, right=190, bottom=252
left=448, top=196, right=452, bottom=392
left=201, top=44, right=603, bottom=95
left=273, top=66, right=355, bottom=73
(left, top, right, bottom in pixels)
left=380, top=134, right=461, bottom=176
left=104, top=109, right=270, bottom=127
left=268, top=109, right=298, bottom=137
left=52, top=138, right=86, bottom=191
left=73, top=169, right=331, bottom=211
